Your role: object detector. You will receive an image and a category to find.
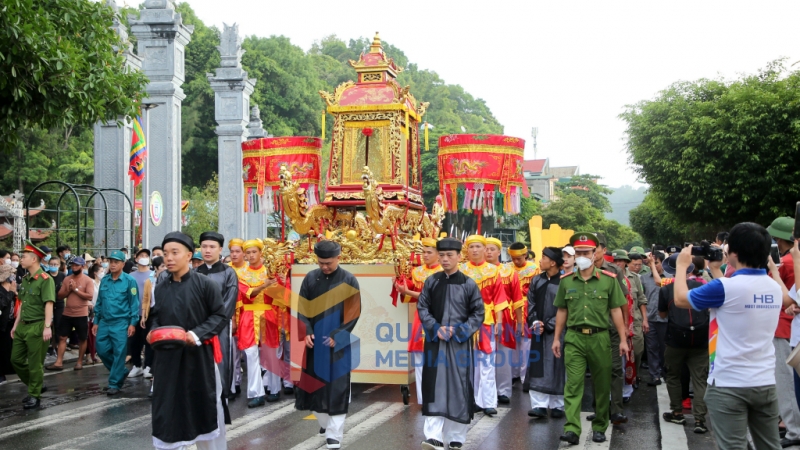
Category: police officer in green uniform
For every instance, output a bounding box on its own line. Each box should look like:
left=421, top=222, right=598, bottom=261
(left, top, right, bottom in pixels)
left=629, top=246, right=650, bottom=276
left=552, top=232, right=629, bottom=445
left=10, top=241, right=56, bottom=409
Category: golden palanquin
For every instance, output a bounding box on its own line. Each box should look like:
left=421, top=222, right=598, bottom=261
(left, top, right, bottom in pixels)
left=320, top=33, right=428, bottom=208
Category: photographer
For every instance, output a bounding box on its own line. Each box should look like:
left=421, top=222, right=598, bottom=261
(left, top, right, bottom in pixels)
left=658, top=254, right=709, bottom=434
left=674, top=222, right=791, bottom=449
left=642, top=251, right=668, bottom=386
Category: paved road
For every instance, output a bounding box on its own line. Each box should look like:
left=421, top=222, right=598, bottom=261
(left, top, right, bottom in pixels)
left=0, top=363, right=720, bottom=449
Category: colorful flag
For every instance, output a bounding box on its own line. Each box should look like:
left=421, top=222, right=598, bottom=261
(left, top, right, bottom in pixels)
left=128, top=116, right=147, bottom=187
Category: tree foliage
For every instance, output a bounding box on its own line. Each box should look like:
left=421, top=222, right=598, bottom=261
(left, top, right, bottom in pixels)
left=555, top=174, right=613, bottom=213
left=540, top=193, right=642, bottom=250
left=621, top=59, right=800, bottom=228
left=181, top=173, right=219, bottom=242
left=629, top=193, right=719, bottom=246
left=0, top=0, right=148, bottom=154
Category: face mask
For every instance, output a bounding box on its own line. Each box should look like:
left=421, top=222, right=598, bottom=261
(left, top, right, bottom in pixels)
left=48, top=266, right=59, bottom=273
left=97, top=269, right=105, bottom=278
left=10, top=261, right=19, bottom=269
left=137, top=257, right=150, bottom=266
left=3, top=258, right=9, bottom=265
left=64, top=253, right=71, bottom=259
left=575, top=256, right=593, bottom=271
left=44, top=254, right=51, bottom=262
left=101, top=263, right=109, bottom=269
left=83, top=269, right=88, bottom=275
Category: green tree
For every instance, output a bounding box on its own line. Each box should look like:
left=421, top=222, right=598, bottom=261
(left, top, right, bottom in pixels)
left=556, top=174, right=613, bottom=213
left=629, top=193, right=718, bottom=246
left=621, top=59, right=800, bottom=228
left=181, top=173, right=219, bottom=241
left=540, top=193, right=642, bottom=250
left=0, top=0, right=148, bottom=153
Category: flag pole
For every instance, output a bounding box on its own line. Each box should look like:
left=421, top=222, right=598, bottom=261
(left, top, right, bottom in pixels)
left=141, top=103, right=158, bottom=249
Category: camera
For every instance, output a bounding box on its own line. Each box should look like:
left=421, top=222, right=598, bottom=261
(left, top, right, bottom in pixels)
left=690, top=241, right=724, bottom=262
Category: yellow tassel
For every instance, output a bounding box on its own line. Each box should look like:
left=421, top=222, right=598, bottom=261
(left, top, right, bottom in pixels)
left=321, top=111, right=326, bottom=140
left=424, top=122, right=429, bottom=151
left=405, top=109, right=410, bottom=139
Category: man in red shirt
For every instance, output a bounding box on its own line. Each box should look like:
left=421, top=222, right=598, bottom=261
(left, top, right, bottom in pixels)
left=767, top=216, right=800, bottom=447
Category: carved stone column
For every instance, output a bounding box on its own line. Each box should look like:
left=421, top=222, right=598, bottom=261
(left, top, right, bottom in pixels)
left=207, top=24, right=255, bottom=247
left=93, top=0, right=142, bottom=251
left=244, top=105, right=270, bottom=240
left=129, top=0, right=193, bottom=248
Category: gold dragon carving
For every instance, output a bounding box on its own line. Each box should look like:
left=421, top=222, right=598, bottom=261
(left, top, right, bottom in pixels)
left=278, top=164, right=333, bottom=236
left=257, top=238, right=295, bottom=278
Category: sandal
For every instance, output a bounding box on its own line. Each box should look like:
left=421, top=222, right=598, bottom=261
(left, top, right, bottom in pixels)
left=74, top=365, right=83, bottom=371
left=45, top=364, right=63, bottom=371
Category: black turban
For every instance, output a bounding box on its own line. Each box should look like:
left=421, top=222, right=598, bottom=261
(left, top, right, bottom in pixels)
left=162, top=231, right=195, bottom=253
left=199, top=231, right=224, bottom=247
left=543, top=247, right=564, bottom=267
left=436, top=237, right=462, bottom=252
left=314, top=240, right=341, bottom=258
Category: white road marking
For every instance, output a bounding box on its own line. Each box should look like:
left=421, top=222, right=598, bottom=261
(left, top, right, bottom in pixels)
left=463, top=407, right=511, bottom=448
left=288, top=401, right=398, bottom=450
left=186, top=399, right=297, bottom=449
left=43, top=415, right=151, bottom=450
left=0, top=398, right=141, bottom=440
left=656, top=384, right=690, bottom=450
left=361, top=384, right=385, bottom=394
left=577, top=412, right=611, bottom=450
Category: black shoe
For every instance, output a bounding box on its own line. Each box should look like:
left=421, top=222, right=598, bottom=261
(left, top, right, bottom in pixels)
left=781, top=438, right=800, bottom=448
left=319, top=427, right=326, bottom=436
left=695, top=421, right=709, bottom=434
left=623, top=396, right=631, bottom=404
left=484, top=408, right=497, bottom=416
left=610, top=413, right=628, bottom=424
left=0, top=375, right=6, bottom=385
left=647, top=378, right=662, bottom=386
left=512, top=377, right=521, bottom=384
left=663, top=412, right=686, bottom=425
left=247, top=396, right=265, bottom=408
left=497, top=395, right=510, bottom=404
left=148, top=391, right=153, bottom=399
left=283, top=386, right=294, bottom=395
left=528, top=407, right=547, bottom=418
left=586, top=413, right=596, bottom=421
left=641, top=362, right=649, bottom=369
left=449, top=443, right=463, bottom=450
left=421, top=439, right=444, bottom=450
left=40, top=385, right=47, bottom=393
left=325, top=438, right=341, bottom=449
left=235, top=385, right=242, bottom=396
left=560, top=431, right=580, bottom=445
left=266, top=393, right=280, bottom=402
left=522, top=387, right=529, bottom=393
left=228, top=392, right=237, bottom=401
left=22, top=397, right=40, bottom=409
left=592, top=431, right=606, bottom=443
left=21, top=395, right=31, bottom=404
left=633, top=380, right=640, bottom=389
left=106, top=388, right=120, bottom=396
left=550, top=408, right=565, bottom=419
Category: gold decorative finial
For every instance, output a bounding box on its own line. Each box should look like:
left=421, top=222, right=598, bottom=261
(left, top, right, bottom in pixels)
left=369, top=32, right=382, bottom=53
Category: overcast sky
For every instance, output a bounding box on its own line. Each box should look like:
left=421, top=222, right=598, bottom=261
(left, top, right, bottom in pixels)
left=180, top=0, right=800, bottom=188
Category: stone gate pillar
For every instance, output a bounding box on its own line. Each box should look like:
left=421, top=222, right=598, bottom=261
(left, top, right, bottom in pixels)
left=93, top=0, right=141, bottom=252
left=244, top=105, right=270, bottom=240
left=129, top=0, right=192, bottom=248
left=208, top=23, right=256, bottom=247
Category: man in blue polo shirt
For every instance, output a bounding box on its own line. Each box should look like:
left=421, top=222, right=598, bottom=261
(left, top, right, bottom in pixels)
left=673, top=222, right=791, bottom=450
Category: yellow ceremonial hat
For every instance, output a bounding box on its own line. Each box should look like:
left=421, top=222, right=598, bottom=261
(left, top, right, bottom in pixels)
left=508, top=246, right=528, bottom=257
left=421, top=238, right=437, bottom=248
left=243, top=239, right=264, bottom=251
left=465, top=235, right=486, bottom=246
left=486, top=237, right=502, bottom=250
left=228, top=238, right=244, bottom=250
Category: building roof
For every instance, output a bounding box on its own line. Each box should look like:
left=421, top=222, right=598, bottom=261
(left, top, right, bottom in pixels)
left=549, top=166, right=579, bottom=178
left=523, top=159, right=548, bottom=175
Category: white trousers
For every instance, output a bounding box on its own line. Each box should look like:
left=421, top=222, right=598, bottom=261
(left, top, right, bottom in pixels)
left=153, top=365, right=227, bottom=450
left=473, top=335, right=497, bottom=409
left=495, top=337, right=513, bottom=397
left=529, top=390, right=564, bottom=409
left=243, top=346, right=265, bottom=399
left=262, top=368, right=282, bottom=395
left=413, top=352, right=423, bottom=404
left=278, top=330, right=293, bottom=388
left=423, top=416, right=468, bottom=444
left=514, top=333, right=531, bottom=382
left=316, top=412, right=346, bottom=442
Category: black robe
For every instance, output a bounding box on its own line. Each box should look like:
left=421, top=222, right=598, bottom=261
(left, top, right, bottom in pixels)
left=526, top=271, right=565, bottom=394
left=195, top=261, right=239, bottom=408
left=417, top=270, right=484, bottom=424
left=150, top=270, right=227, bottom=444
left=295, top=266, right=361, bottom=415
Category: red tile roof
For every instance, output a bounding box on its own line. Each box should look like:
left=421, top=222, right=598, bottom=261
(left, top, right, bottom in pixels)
left=523, top=159, right=547, bottom=174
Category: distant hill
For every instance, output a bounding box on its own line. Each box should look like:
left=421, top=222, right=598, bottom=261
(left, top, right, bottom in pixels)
left=606, top=185, right=647, bottom=226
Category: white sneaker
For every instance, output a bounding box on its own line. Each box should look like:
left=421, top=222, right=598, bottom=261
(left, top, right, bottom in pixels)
left=142, top=367, right=153, bottom=379
left=128, top=366, right=144, bottom=377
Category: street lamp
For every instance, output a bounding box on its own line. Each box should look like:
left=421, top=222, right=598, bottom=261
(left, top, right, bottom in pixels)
left=531, top=127, right=538, bottom=160
left=140, top=102, right=158, bottom=249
